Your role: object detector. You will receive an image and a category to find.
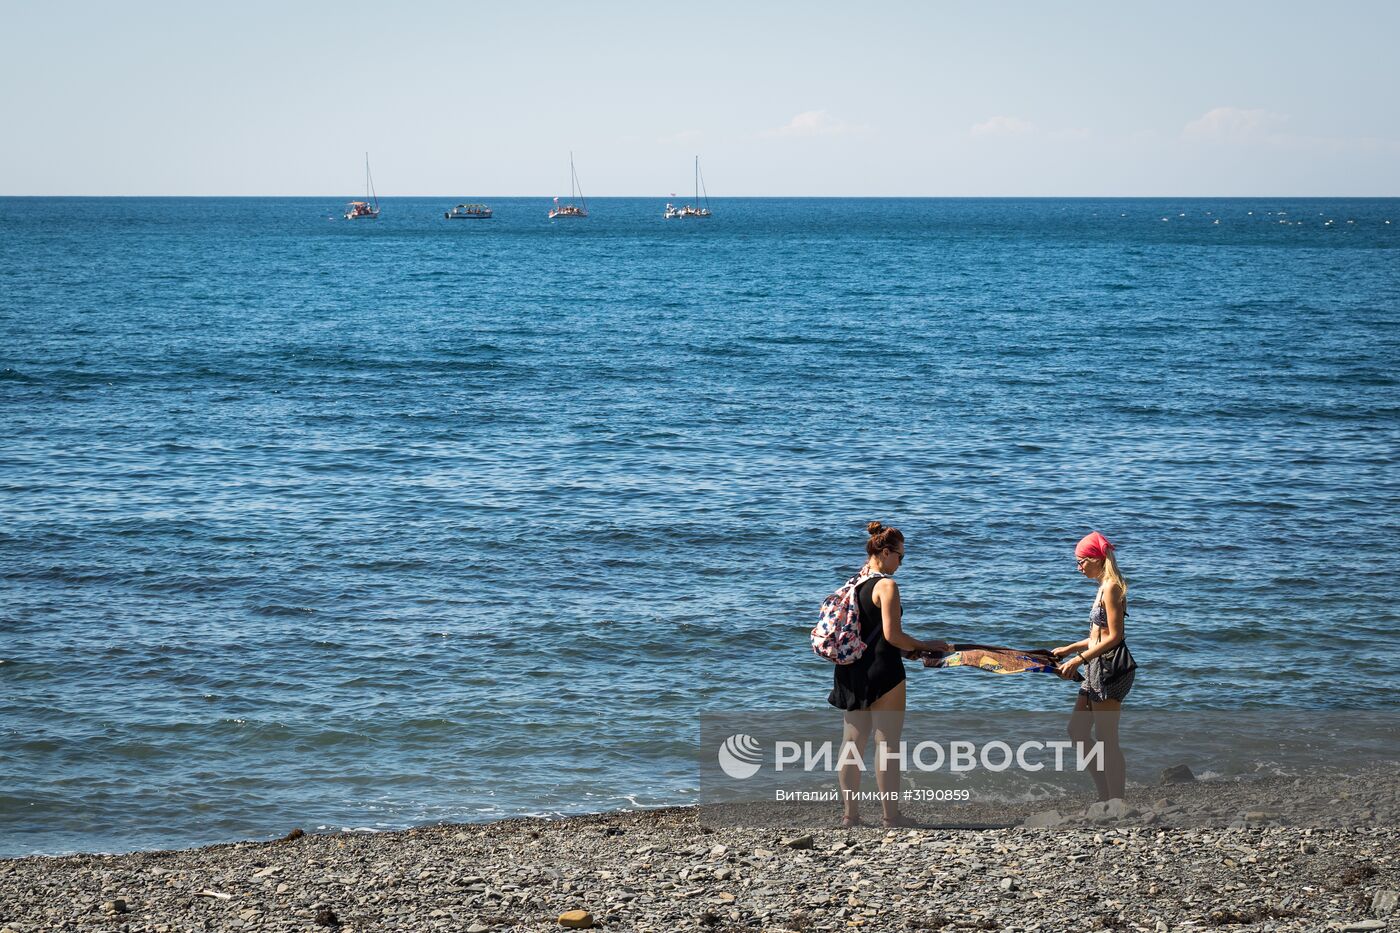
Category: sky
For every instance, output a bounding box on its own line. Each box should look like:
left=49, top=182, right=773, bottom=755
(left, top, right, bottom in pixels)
left=2, top=1, right=1397, bottom=196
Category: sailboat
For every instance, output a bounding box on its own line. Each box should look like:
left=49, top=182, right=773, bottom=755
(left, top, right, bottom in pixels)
left=344, top=153, right=380, bottom=220
left=548, top=152, right=588, bottom=219
left=664, top=156, right=712, bottom=219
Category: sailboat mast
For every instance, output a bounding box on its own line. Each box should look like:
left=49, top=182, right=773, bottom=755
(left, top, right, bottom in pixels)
left=365, top=152, right=379, bottom=209
left=694, top=156, right=699, bottom=204
left=573, top=152, right=586, bottom=212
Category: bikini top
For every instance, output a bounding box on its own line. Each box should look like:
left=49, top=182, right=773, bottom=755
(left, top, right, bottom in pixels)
left=1090, top=601, right=1128, bottom=628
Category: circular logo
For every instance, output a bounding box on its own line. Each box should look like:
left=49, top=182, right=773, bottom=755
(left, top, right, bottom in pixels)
left=717, top=733, right=764, bottom=780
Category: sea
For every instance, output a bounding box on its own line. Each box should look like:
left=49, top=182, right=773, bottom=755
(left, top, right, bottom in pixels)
left=1, top=197, right=1397, bottom=857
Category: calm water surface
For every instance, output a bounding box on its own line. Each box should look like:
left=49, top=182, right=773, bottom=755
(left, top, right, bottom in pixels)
left=1, top=197, right=1397, bottom=855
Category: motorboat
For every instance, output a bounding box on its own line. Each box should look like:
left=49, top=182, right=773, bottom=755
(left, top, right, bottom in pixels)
left=445, top=203, right=493, bottom=219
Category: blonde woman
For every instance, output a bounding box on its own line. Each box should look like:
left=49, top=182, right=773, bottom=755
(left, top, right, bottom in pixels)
left=1053, top=531, right=1136, bottom=800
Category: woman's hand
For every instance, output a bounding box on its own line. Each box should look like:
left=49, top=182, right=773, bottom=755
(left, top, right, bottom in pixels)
left=921, top=640, right=953, bottom=654
left=1051, top=645, right=1081, bottom=659
left=1056, top=656, right=1084, bottom=680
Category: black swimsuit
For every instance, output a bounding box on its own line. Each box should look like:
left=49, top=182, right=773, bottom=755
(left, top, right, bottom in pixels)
left=828, top=577, right=906, bottom=710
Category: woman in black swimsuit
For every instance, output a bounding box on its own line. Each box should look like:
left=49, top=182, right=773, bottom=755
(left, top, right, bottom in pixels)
left=829, top=522, right=951, bottom=827
left=1053, top=530, right=1136, bottom=801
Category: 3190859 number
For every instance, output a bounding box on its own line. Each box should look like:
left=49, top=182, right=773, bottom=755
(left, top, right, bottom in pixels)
left=903, top=789, right=971, bottom=801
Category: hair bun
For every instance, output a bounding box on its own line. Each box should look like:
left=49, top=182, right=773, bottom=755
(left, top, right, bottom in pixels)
left=866, top=521, right=884, bottom=536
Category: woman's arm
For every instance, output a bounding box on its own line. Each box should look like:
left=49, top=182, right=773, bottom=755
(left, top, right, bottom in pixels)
left=873, top=579, right=950, bottom=653
left=1051, top=638, right=1090, bottom=658
left=1056, top=584, right=1124, bottom=677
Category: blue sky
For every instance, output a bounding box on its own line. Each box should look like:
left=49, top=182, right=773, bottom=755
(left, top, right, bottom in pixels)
left=3, top=1, right=1397, bottom=195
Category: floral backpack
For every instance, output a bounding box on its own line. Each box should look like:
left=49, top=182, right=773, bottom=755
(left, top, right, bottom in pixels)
left=811, top=571, right=889, bottom=664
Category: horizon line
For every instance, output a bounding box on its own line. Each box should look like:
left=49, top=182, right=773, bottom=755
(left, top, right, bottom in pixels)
left=4, top=194, right=1399, bottom=200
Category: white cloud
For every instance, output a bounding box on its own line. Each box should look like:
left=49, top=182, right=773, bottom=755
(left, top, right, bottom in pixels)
left=970, top=115, right=1033, bottom=137
left=764, top=110, right=859, bottom=138
left=1183, top=107, right=1288, bottom=142
left=1182, top=109, right=1400, bottom=156
left=659, top=129, right=703, bottom=145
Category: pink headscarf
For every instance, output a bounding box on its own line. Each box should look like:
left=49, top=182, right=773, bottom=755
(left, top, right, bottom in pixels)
left=1075, top=531, right=1115, bottom=560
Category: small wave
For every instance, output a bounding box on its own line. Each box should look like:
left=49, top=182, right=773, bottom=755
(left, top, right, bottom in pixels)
left=0, top=368, right=42, bottom=384
left=248, top=603, right=317, bottom=618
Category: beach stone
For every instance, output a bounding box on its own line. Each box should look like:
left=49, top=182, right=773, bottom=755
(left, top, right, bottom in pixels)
left=558, top=909, right=596, bottom=928
left=1161, top=764, right=1196, bottom=784
left=466, top=925, right=490, bottom=933
left=314, top=906, right=341, bottom=928
left=103, top=899, right=128, bottom=914
left=779, top=835, right=814, bottom=850
left=1332, top=922, right=1386, bottom=932
left=1374, top=890, right=1399, bottom=916
left=1022, top=809, right=1064, bottom=829
left=1087, top=799, right=1135, bottom=822
left=999, top=877, right=1018, bottom=892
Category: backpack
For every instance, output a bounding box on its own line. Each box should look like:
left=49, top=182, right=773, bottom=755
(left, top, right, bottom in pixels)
left=811, top=571, right=889, bottom=664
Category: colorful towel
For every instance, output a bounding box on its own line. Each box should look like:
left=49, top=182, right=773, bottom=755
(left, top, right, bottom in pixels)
left=908, top=643, right=1064, bottom=675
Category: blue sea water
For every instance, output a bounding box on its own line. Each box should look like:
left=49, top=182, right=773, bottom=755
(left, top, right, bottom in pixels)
left=1, top=197, right=1397, bottom=857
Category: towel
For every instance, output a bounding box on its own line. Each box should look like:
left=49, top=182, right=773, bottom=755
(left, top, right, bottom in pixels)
left=907, top=643, right=1077, bottom=677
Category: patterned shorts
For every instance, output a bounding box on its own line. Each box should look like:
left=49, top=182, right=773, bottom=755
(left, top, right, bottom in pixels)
left=1079, top=665, right=1134, bottom=703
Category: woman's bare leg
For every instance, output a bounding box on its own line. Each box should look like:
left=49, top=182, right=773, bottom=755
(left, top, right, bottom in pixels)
left=1088, top=698, right=1125, bottom=800
left=869, top=681, right=907, bottom=823
left=839, top=710, right=872, bottom=824
left=1068, top=692, right=1109, bottom=800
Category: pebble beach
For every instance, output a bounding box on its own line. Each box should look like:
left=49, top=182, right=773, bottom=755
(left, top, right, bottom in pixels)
left=5, top=769, right=1397, bottom=933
